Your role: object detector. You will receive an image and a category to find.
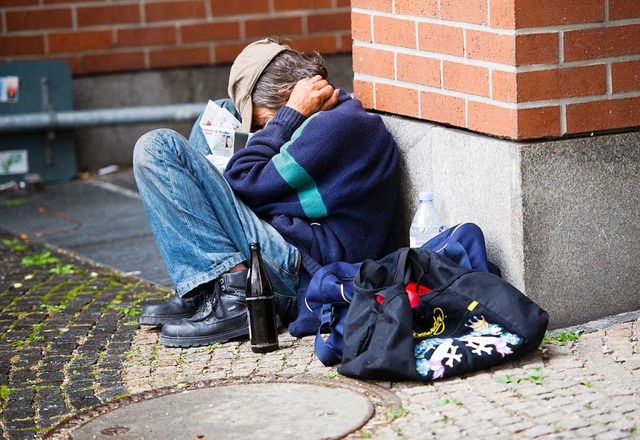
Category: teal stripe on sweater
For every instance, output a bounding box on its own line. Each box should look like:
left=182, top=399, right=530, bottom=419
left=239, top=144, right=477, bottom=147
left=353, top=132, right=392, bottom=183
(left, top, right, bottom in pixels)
left=272, top=113, right=328, bottom=219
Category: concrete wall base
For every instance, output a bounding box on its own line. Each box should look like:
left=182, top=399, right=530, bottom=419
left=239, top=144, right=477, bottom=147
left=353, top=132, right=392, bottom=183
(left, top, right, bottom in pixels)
left=383, top=114, right=640, bottom=328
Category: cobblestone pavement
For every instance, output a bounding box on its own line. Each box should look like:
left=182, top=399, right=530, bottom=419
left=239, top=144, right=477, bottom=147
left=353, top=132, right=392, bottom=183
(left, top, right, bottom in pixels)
left=1, top=232, right=639, bottom=439
left=0, top=231, right=166, bottom=439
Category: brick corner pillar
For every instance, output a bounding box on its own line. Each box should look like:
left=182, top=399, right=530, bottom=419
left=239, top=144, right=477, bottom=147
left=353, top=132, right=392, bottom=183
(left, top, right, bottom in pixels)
left=350, top=0, right=640, bottom=140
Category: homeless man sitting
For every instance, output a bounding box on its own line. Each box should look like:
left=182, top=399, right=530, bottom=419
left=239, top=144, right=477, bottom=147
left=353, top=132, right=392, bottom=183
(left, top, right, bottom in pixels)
left=134, top=38, right=401, bottom=347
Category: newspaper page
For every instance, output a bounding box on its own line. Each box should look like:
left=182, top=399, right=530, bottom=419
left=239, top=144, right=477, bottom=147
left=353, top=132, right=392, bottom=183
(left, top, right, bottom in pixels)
left=200, top=100, right=251, bottom=171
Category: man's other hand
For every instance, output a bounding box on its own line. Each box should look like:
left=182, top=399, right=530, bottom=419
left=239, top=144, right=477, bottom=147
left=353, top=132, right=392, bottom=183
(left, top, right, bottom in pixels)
left=285, top=75, right=340, bottom=117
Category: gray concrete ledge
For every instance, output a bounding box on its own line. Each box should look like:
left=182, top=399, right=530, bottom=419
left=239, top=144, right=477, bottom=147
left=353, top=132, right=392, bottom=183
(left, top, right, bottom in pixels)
left=383, top=114, right=640, bottom=328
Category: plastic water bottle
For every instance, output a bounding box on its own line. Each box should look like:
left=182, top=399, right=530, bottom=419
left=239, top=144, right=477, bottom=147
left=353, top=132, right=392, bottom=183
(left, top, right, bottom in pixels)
left=409, top=191, right=446, bottom=248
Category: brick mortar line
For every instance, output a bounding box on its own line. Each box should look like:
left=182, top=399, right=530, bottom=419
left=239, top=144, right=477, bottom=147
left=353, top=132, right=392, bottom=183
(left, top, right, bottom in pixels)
left=1, top=5, right=350, bottom=15
left=560, top=103, right=567, bottom=135
left=138, top=1, right=145, bottom=25
left=351, top=7, right=640, bottom=34
left=2, top=11, right=352, bottom=38
left=354, top=71, right=640, bottom=109
left=62, top=12, right=350, bottom=31
left=353, top=40, right=640, bottom=73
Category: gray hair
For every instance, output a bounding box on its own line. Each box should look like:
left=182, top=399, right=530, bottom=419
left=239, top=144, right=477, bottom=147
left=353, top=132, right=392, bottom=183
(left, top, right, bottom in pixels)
left=252, top=47, right=329, bottom=110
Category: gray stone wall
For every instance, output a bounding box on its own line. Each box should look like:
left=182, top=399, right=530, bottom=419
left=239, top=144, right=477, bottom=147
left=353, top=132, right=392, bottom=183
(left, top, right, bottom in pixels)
left=520, top=134, right=640, bottom=326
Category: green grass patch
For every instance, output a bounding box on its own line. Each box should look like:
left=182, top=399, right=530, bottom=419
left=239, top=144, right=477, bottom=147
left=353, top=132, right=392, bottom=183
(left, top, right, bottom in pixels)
left=11, top=334, right=45, bottom=348
left=385, top=406, right=409, bottom=422
left=112, top=305, right=140, bottom=317
left=433, top=398, right=463, bottom=408
left=10, top=322, right=47, bottom=348
left=542, top=330, right=583, bottom=347
left=495, top=367, right=546, bottom=386
left=40, top=303, right=65, bottom=314
left=0, top=385, right=11, bottom=401
left=2, top=238, right=28, bottom=251
left=49, top=264, right=75, bottom=274
left=0, top=198, right=27, bottom=207
left=207, top=342, right=222, bottom=353
left=22, top=251, right=59, bottom=267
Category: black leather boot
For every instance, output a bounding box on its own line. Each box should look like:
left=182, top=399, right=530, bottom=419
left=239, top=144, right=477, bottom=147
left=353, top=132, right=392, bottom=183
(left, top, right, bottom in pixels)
left=159, top=270, right=249, bottom=347
left=139, top=294, right=202, bottom=326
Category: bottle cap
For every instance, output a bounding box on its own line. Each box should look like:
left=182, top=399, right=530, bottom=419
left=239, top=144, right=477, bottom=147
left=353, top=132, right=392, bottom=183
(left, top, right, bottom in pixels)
left=419, top=191, right=434, bottom=201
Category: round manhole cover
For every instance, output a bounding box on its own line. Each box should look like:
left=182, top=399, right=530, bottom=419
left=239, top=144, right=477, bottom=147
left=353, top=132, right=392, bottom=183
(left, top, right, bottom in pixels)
left=64, top=383, right=374, bottom=439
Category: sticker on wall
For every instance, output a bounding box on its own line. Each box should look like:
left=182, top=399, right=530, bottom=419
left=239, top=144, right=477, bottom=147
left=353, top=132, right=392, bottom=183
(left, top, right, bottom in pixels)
left=0, top=76, right=20, bottom=103
left=0, top=150, right=28, bottom=175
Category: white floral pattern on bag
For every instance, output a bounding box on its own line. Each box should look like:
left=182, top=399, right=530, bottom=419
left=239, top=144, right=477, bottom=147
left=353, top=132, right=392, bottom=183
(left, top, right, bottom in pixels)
left=414, top=316, right=523, bottom=379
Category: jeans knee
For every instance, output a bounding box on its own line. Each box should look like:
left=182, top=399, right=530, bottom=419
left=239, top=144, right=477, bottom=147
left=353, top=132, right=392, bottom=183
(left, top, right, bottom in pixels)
left=133, top=128, right=181, bottom=172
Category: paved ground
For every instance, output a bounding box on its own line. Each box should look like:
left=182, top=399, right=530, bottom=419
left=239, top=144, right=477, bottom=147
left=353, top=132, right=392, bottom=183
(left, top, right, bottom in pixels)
left=0, top=177, right=171, bottom=288
left=1, top=177, right=639, bottom=439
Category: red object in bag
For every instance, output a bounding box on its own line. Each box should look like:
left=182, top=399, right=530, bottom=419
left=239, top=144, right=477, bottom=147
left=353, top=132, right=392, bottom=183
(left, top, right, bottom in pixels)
left=405, top=281, right=431, bottom=307
left=376, top=281, right=431, bottom=307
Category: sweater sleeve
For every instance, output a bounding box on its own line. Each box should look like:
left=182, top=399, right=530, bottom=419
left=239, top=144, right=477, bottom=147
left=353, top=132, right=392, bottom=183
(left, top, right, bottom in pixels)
left=224, top=105, right=335, bottom=218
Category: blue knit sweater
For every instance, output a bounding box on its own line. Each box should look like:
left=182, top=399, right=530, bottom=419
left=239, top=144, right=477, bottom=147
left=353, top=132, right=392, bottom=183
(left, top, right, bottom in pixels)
left=225, top=90, right=400, bottom=279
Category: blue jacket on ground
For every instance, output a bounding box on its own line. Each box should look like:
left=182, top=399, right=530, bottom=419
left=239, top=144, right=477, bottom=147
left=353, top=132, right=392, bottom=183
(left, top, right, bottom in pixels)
left=225, top=90, right=400, bottom=279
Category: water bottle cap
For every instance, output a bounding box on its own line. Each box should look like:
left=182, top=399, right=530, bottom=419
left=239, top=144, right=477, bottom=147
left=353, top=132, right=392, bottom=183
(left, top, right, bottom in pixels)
left=419, top=191, right=434, bottom=201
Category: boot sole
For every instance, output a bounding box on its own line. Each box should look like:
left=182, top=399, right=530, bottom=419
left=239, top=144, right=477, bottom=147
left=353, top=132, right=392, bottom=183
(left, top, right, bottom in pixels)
left=139, top=313, right=194, bottom=326
left=159, top=326, right=249, bottom=347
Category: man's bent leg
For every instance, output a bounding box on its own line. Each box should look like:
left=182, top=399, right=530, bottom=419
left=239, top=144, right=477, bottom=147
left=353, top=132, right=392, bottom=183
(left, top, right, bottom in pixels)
left=133, top=129, right=299, bottom=344
left=133, top=128, right=299, bottom=297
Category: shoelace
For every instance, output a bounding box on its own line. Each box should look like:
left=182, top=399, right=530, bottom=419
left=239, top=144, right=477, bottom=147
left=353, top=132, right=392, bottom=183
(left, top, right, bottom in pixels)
left=191, top=281, right=224, bottom=321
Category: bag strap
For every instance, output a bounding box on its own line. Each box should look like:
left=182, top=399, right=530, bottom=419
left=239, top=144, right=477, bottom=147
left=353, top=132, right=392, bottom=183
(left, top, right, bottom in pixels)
left=314, top=304, right=341, bottom=366
left=376, top=248, right=421, bottom=301
left=356, top=247, right=444, bottom=303
left=392, top=248, right=412, bottom=285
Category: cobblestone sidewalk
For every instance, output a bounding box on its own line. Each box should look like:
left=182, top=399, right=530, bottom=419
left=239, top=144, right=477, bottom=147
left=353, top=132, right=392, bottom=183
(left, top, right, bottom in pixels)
left=1, top=232, right=639, bottom=439
left=0, top=231, right=167, bottom=439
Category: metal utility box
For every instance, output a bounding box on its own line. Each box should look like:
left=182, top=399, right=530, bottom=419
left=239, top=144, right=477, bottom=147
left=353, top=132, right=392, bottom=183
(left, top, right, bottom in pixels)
left=0, top=60, right=76, bottom=184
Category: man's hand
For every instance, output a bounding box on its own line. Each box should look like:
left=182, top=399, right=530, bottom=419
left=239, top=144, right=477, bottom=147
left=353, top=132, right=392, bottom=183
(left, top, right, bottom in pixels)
left=285, top=75, right=340, bottom=117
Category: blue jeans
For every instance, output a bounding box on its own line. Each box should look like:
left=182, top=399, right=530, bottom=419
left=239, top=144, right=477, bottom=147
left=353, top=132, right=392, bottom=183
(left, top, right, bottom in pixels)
left=133, top=100, right=301, bottom=302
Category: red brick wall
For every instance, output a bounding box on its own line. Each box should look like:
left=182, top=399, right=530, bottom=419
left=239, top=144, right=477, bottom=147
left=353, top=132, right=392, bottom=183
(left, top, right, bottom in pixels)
left=0, top=0, right=351, bottom=76
left=352, top=0, right=640, bottom=140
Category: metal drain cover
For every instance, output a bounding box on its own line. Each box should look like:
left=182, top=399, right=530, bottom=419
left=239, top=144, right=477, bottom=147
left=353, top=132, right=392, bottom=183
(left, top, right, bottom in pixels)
left=69, top=383, right=374, bottom=439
